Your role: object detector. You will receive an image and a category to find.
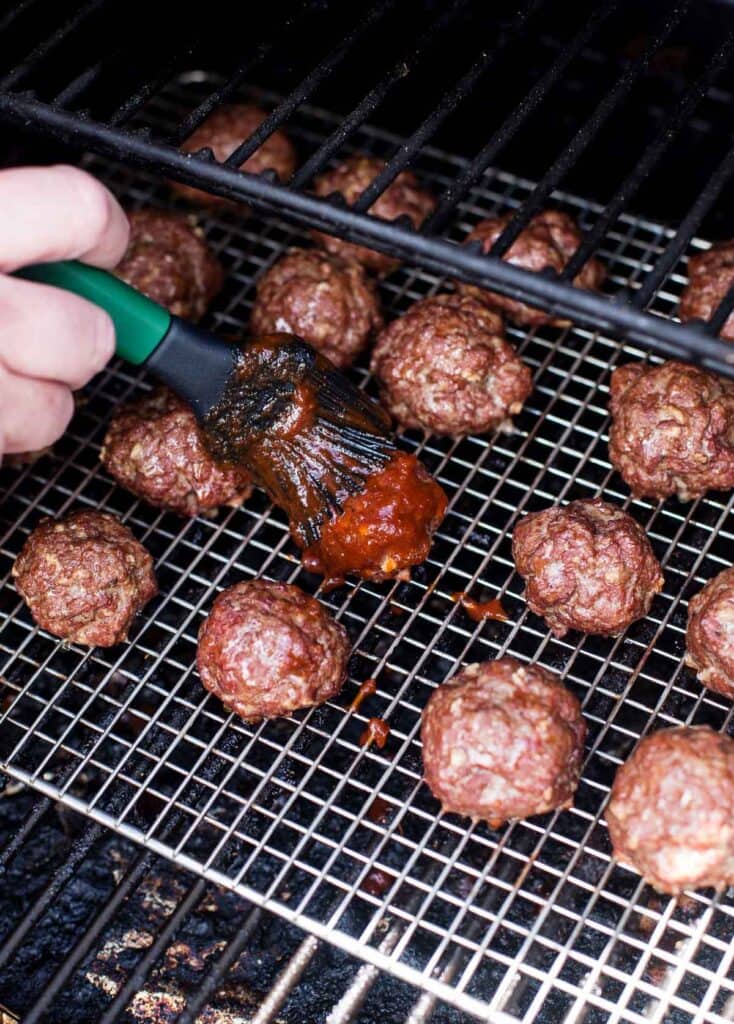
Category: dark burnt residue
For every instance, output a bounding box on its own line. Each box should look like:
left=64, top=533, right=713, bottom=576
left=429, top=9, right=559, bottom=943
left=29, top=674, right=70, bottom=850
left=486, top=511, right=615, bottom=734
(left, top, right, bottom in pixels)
left=349, top=678, right=377, bottom=713
left=359, top=718, right=390, bottom=750
left=451, top=591, right=509, bottom=623
left=303, top=451, right=447, bottom=584
left=202, top=333, right=394, bottom=547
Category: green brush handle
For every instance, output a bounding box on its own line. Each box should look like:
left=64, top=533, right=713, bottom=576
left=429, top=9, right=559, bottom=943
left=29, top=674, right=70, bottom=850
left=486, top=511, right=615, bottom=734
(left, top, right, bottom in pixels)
left=16, top=260, right=171, bottom=365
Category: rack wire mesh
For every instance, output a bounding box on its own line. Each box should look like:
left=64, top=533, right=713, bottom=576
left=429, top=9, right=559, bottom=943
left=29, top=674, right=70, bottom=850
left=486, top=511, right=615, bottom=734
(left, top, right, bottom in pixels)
left=2, top=80, right=734, bottom=1022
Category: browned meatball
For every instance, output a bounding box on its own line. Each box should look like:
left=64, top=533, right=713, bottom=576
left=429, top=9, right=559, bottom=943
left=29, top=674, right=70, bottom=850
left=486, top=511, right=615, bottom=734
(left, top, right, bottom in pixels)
left=606, top=726, right=734, bottom=893
left=311, top=155, right=436, bottom=276
left=173, top=103, right=297, bottom=207
left=12, top=510, right=157, bottom=647
left=301, top=451, right=447, bottom=586
left=370, top=293, right=532, bottom=436
left=513, top=498, right=663, bottom=638
left=101, top=388, right=253, bottom=517
left=197, top=580, right=350, bottom=721
left=114, top=209, right=223, bottom=322
left=685, top=567, right=734, bottom=699
left=457, top=209, right=605, bottom=328
left=421, top=657, right=586, bottom=827
left=680, top=242, right=734, bottom=341
left=608, top=360, right=734, bottom=501
left=250, top=248, right=383, bottom=368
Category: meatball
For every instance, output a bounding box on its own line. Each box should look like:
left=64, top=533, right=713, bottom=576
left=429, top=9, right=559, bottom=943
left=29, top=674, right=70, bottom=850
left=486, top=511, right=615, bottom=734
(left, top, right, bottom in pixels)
left=457, top=209, right=605, bottom=328
left=311, top=155, right=436, bottom=276
left=101, top=388, right=253, bottom=517
left=370, top=293, right=532, bottom=436
left=685, top=567, right=734, bottom=699
left=250, top=248, right=383, bottom=368
left=301, top=451, right=447, bottom=585
left=606, top=726, right=734, bottom=893
left=680, top=242, right=734, bottom=341
left=421, top=657, right=585, bottom=827
left=114, top=209, right=223, bottom=322
left=608, top=360, right=734, bottom=501
left=173, top=103, right=297, bottom=207
left=12, top=509, right=157, bottom=647
left=197, top=580, right=350, bottom=721
left=513, top=498, right=663, bottom=638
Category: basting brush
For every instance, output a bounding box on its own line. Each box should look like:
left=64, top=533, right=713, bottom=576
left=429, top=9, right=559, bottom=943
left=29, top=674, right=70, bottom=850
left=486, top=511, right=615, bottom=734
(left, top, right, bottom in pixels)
left=17, top=260, right=396, bottom=546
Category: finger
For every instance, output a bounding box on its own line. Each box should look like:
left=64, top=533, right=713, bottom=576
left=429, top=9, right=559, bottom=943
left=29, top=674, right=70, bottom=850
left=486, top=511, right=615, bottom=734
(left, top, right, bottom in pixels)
left=0, top=274, right=115, bottom=389
left=0, top=368, right=74, bottom=453
left=0, top=165, right=130, bottom=272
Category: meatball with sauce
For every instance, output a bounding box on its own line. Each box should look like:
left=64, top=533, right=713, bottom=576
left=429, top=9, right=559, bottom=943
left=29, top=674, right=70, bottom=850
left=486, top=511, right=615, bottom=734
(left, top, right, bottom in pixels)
left=250, top=248, right=383, bottom=368
left=680, top=242, right=734, bottom=341
left=311, top=155, right=436, bottom=276
left=512, top=498, right=663, bottom=638
left=685, top=567, right=734, bottom=699
left=13, top=510, right=157, bottom=647
left=370, top=293, right=532, bottom=436
left=302, top=451, right=447, bottom=586
left=101, top=388, right=253, bottom=517
left=606, top=726, right=734, bottom=893
left=457, top=209, right=605, bottom=328
left=608, top=360, right=734, bottom=501
left=421, top=657, right=586, bottom=827
left=114, top=209, right=223, bottom=322
left=197, top=580, right=350, bottom=722
left=172, top=103, right=297, bottom=207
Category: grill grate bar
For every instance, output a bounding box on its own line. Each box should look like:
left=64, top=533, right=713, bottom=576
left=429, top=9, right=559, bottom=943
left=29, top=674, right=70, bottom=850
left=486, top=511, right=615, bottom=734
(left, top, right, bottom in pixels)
left=173, top=907, right=265, bottom=1024
left=97, top=876, right=208, bottom=1024
left=0, top=0, right=113, bottom=91
left=19, top=845, right=156, bottom=1024
left=633, top=138, right=734, bottom=311
left=703, top=275, right=734, bottom=338
left=349, top=0, right=543, bottom=214
left=107, top=40, right=199, bottom=126
left=421, top=0, right=620, bottom=235
left=486, top=1, right=692, bottom=261
left=560, top=28, right=734, bottom=283
left=0, top=792, right=51, bottom=868
left=287, top=0, right=471, bottom=190
left=0, top=818, right=105, bottom=970
left=169, top=3, right=328, bottom=146
left=221, top=0, right=397, bottom=171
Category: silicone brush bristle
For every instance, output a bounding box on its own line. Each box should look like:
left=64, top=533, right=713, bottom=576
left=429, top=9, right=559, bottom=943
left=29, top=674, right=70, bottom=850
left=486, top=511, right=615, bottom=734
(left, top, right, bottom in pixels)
left=202, top=333, right=397, bottom=546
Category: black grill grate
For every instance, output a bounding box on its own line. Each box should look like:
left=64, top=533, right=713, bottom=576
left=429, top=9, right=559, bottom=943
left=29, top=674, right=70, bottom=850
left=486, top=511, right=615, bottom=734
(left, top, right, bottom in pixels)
left=2, top=1, right=734, bottom=369
left=2, top=78, right=734, bottom=1022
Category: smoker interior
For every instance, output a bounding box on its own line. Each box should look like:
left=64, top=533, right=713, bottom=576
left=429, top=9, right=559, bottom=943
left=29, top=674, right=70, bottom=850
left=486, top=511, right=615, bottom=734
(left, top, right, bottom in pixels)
left=3, top=2, right=734, bottom=1023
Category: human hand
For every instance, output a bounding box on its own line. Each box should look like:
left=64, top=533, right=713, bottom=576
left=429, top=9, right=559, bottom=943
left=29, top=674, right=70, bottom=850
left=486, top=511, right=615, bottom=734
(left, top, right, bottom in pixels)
left=0, top=165, right=129, bottom=458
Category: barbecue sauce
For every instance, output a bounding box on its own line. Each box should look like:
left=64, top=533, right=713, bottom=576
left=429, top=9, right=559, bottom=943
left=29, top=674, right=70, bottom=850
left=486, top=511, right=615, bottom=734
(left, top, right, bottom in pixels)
left=303, top=451, right=447, bottom=584
left=349, top=678, right=377, bottom=713
left=359, top=718, right=390, bottom=750
left=451, top=591, right=508, bottom=623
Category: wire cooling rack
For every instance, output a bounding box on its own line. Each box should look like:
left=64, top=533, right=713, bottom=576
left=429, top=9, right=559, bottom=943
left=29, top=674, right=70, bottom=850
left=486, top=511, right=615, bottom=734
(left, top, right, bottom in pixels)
left=2, top=80, right=734, bottom=1023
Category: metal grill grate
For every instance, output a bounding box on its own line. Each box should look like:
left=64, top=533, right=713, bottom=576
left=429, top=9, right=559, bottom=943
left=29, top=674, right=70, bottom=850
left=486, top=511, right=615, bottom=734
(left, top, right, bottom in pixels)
left=2, top=81, right=734, bottom=1023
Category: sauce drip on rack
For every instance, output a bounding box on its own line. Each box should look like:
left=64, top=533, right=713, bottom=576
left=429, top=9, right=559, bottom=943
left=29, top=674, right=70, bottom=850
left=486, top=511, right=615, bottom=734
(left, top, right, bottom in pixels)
left=349, top=678, right=377, bottom=713
left=451, top=591, right=508, bottom=623
left=359, top=717, right=390, bottom=749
